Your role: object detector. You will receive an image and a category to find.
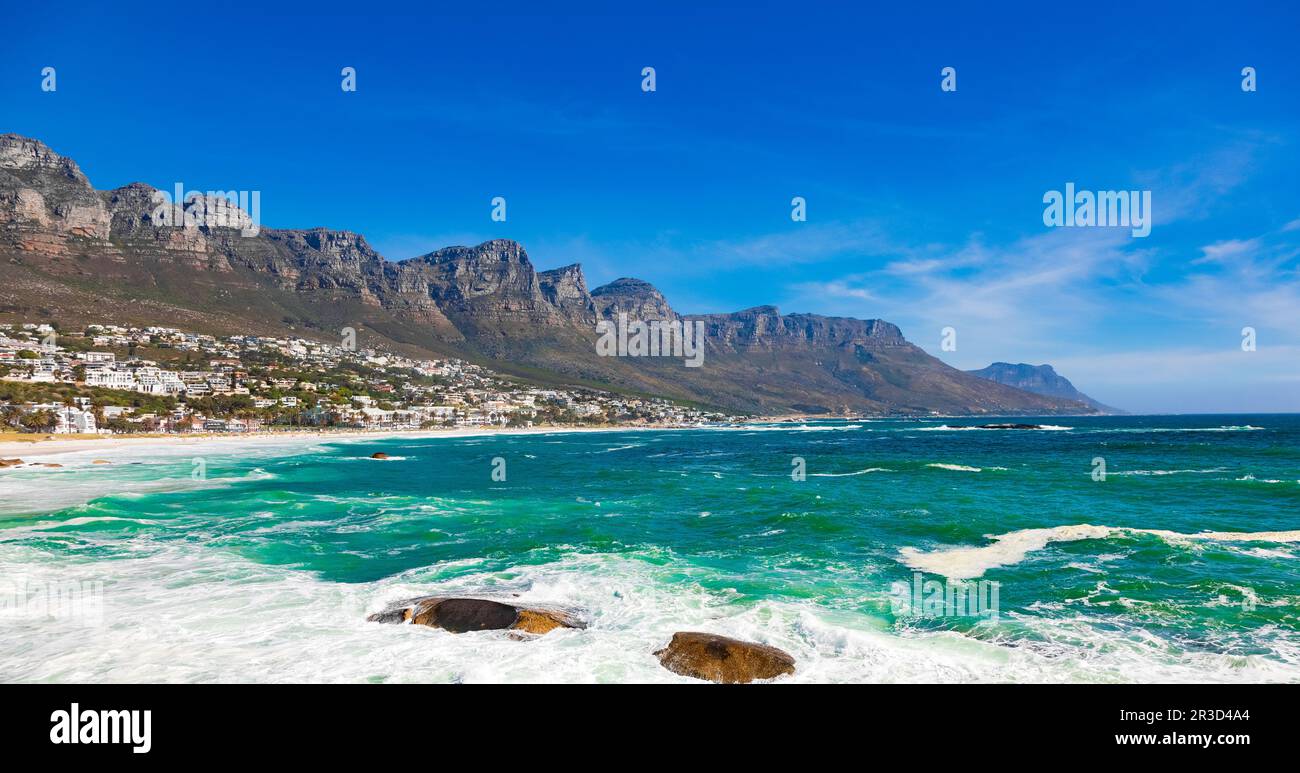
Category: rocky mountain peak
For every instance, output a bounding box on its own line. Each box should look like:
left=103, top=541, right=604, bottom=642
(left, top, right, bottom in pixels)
left=967, top=362, right=1119, bottom=413
left=273, top=228, right=380, bottom=261
left=538, top=263, right=595, bottom=322
left=591, top=277, right=679, bottom=321
left=0, top=134, right=93, bottom=186
left=416, top=238, right=528, bottom=266
left=0, top=134, right=110, bottom=249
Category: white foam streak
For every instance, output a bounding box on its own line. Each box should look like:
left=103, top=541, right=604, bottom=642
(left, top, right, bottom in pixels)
left=810, top=467, right=892, bottom=477
left=901, top=524, right=1300, bottom=579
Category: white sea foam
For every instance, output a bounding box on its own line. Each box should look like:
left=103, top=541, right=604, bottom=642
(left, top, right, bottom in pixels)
left=901, top=524, right=1300, bottom=579
left=0, top=464, right=274, bottom=517
left=926, top=463, right=984, bottom=472
left=709, top=424, right=863, bottom=432
left=1112, top=467, right=1227, bottom=476
left=916, top=424, right=1072, bottom=432
left=2, top=543, right=1294, bottom=684
left=1092, top=425, right=1264, bottom=434
left=810, top=467, right=892, bottom=477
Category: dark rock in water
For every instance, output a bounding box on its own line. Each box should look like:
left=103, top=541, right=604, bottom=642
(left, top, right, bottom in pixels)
left=366, top=596, right=583, bottom=635
left=654, top=632, right=795, bottom=683
left=975, top=423, right=1044, bottom=430
left=369, top=452, right=389, bottom=459
left=0, top=458, right=23, bottom=468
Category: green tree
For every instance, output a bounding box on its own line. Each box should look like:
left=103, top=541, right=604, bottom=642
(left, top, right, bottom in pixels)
left=20, top=409, right=58, bottom=433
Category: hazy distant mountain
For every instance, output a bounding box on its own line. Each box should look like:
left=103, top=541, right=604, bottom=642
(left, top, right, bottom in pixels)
left=0, top=133, right=1101, bottom=416
left=966, top=362, right=1121, bottom=414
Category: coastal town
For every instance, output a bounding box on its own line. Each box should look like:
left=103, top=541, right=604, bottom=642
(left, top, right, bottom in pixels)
left=0, top=322, right=734, bottom=435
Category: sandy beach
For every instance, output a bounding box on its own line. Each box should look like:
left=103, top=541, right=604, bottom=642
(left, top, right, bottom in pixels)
left=0, top=424, right=675, bottom=461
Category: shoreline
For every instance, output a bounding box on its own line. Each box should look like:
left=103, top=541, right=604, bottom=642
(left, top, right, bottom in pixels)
left=0, top=424, right=681, bottom=460
left=0, top=411, right=1237, bottom=460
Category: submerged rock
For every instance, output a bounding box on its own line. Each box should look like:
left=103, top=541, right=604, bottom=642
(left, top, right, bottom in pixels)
left=367, top=596, right=583, bottom=635
left=369, top=452, right=389, bottom=459
left=0, top=458, right=23, bottom=468
left=654, top=632, right=795, bottom=683
left=974, top=423, right=1044, bottom=430
left=92, top=459, right=112, bottom=464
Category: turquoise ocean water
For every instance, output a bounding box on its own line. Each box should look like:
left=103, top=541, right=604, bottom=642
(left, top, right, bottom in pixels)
left=1, top=415, right=1297, bottom=683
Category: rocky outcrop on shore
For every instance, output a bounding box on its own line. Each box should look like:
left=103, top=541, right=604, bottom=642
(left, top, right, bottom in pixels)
left=367, top=596, right=584, bottom=635
left=654, top=631, right=796, bottom=683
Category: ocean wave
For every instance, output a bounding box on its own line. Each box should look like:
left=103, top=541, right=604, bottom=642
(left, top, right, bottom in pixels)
left=711, top=424, right=863, bottom=432
left=1091, top=425, right=1265, bottom=434
left=925, top=463, right=999, bottom=472
left=0, top=464, right=275, bottom=517
left=1112, top=467, right=1227, bottom=476
left=0, top=515, right=164, bottom=541
left=809, top=467, right=892, bottom=477
left=900, top=524, right=1300, bottom=579
left=2, top=543, right=1293, bottom=684
left=916, top=424, right=1072, bottom=432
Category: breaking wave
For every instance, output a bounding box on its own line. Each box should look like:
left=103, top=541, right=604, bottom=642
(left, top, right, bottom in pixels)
left=901, top=524, right=1300, bottom=579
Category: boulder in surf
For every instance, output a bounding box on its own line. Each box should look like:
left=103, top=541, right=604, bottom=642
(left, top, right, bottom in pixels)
left=654, top=631, right=795, bottom=683
left=367, top=596, right=583, bottom=635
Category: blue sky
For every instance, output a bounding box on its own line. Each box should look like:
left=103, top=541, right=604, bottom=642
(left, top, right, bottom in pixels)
left=4, top=1, right=1299, bottom=412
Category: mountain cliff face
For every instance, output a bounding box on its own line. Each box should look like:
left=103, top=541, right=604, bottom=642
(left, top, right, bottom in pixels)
left=0, top=135, right=110, bottom=255
left=593, top=278, right=679, bottom=322
left=0, top=134, right=1099, bottom=415
left=538, top=263, right=595, bottom=323
left=967, top=362, right=1120, bottom=414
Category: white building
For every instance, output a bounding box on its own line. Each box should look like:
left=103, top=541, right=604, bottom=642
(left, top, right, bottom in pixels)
left=28, top=403, right=99, bottom=434
left=135, top=368, right=186, bottom=395
left=84, top=368, right=136, bottom=390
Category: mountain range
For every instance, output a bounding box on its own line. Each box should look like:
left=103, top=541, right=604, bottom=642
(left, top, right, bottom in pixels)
left=0, top=133, right=1109, bottom=416
left=965, top=362, right=1118, bottom=414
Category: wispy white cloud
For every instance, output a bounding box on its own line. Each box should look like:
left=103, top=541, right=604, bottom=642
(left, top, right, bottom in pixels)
left=768, top=136, right=1300, bottom=411
left=1194, top=238, right=1262, bottom=265
left=489, top=134, right=1296, bottom=412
